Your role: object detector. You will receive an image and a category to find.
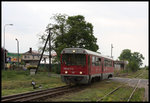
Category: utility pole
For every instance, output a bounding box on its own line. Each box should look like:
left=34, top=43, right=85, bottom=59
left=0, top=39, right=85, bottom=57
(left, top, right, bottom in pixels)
left=48, top=28, right=52, bottom=77
left=36, top=33, right=50, bottom=74
left=36, top=27, right=53, bottom=75
left=111, top=44, right=113, bottom=58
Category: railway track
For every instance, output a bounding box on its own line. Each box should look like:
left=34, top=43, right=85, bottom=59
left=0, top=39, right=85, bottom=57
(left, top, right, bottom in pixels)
left=96, top=73, right=142, bottom=102
left=2, top=85, right=84, bottom=102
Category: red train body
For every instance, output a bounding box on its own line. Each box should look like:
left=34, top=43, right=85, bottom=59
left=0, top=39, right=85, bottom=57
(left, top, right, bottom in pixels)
left=60, top=48, right=114, bottom=84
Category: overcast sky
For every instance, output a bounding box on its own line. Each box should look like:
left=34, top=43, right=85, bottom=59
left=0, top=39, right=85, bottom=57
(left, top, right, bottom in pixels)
left=1, top=2, right=148, bottom=66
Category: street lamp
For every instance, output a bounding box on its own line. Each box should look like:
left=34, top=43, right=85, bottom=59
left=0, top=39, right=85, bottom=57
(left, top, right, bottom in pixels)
left=15, top=38, right=19, bottom=69
left=111, top=44, right=113, bottom=58
left=3, top=24, right=13, bottom=70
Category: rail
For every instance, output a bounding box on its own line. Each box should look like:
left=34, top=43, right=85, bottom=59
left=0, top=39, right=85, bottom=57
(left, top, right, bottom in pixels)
left=1, top=85, right=77, bottom=102
left=96, top=72, right=142, bottom=102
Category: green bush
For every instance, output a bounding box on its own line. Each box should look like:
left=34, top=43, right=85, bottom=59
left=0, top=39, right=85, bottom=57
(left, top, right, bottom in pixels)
left=51, top=64, right=61, bottom=74
left=145, top=66, right=149, bottom=70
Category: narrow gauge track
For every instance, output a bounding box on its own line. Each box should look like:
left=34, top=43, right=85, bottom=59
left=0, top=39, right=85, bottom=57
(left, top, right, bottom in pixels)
left=96, top=72, right=143, bottom=102
left=2, top=85, right=84, bottom=102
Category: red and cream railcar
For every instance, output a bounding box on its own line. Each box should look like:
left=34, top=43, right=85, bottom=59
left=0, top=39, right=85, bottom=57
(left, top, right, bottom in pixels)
left=60, top=48, right=114, bottom=84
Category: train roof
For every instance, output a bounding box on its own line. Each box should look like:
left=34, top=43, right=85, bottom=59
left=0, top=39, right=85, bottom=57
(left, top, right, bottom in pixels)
left=61, top=48, right=114, bottom=61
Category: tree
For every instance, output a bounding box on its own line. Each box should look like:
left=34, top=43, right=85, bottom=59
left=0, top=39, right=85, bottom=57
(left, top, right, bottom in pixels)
left=38, top=14, right=99, bottom=63
left=118, top=49, right=132, bottom=61
left=132, top=52, right=144, bottom=67
left=118, top=49, right=144, bottom=72
left=126, top=59, right=139, bottom=72
left=37, top=13, right=68, bottom=63
left=66, top=15, right=98, bottom=51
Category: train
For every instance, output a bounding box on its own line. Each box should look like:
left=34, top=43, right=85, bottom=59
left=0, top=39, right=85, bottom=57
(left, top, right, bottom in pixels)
left=60, top=48, right=114, bottom=84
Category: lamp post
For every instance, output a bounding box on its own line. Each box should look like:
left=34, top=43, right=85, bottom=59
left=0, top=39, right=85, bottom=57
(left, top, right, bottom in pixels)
left=111, top=44, right=113, bottom=58
left=15, top=38, right=19, bottom=69
left=3, top=24, right=13, bottom=70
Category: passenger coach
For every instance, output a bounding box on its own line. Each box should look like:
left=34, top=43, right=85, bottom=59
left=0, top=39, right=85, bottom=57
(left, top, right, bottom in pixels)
left=60, top=48, right=114, bottom=84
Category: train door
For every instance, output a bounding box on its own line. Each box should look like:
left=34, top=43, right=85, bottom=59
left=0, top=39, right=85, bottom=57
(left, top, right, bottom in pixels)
left=101, top=59, right=104, bottom=80
left=88, top=55, right=91, bottom=83
left=88, top=55, right=91, bottom=74
left=99, top=58, right=101, bottom=72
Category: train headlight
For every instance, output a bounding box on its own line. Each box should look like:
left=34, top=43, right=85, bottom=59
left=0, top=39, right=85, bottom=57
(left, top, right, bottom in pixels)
left=65, top=71, right=68, bottom=74
left=80, top=71, right=82, bottom=74
left=73, top=50, right=76, bottom=53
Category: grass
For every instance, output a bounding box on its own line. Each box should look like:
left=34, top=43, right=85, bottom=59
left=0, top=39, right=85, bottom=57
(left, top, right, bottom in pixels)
left=46, top=80, right=120, bottom=102
left=130, top=88, right=145, bottom=101
left=102, top=85, right=145, bottom=102
left=114, top=69, right=149, bottom=79
left=46, top=80, right=145, bottom=102
left=2, top=70, right=66, bottom=96
left=1, top=70, right=146, bottom=101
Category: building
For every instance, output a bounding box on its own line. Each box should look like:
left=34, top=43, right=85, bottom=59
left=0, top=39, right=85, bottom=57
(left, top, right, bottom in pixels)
left=114, top=60, right=128, bottom=70
left=22, top=48, right=41, bottom=66
left=5, top=47, right=56, bottom=69
left=6, top=52, right=22, bottom=69
left=6, top=52, right=22, bottom=64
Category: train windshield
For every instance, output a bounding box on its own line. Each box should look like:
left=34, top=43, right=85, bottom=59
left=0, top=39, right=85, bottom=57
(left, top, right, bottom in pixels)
left=62, top=54, right=86, bottom=66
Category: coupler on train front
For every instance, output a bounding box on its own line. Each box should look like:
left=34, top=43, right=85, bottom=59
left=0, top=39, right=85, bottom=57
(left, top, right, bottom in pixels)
left=61, top=75, right=90, bottom=84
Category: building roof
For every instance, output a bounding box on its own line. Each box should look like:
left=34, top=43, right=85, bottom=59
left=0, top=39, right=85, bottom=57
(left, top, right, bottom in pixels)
left=114, top=60, right=128, bottom=64
left=22, top=48, right=41, bottom=56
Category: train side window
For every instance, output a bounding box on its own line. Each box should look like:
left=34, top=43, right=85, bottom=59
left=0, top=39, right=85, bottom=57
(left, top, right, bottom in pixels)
left=99, top=58, right=101, bottom=61
left=95, top=57, right=101, bottom=66
left=98, top=58, right=101, bottom=66
left=92, top=56, right=96, bottom=66
left=104, top=59, right=113, bottom=67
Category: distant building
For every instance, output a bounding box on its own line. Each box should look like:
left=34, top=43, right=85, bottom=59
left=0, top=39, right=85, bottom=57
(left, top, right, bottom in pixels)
left=6, top=52, right=22, bottom=64
left=5, top=47, right=57, bottom=69
left=41, top=52, right=57, bottom=64
left=22, top=48, right=43, bottom=66
left=114, top=60, right=128, bottom=70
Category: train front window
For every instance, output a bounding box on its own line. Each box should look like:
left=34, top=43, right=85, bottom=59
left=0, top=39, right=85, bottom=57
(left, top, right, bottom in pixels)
left=62, top=54, right=86, bottom=66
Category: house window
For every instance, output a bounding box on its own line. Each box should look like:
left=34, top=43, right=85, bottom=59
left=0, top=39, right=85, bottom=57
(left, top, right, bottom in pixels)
left=33, top=55, right=34, bottom=59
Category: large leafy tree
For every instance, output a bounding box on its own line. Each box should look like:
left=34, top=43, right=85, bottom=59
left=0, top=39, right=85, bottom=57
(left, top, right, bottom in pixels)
left=38, top=13, right=99, bottom=63
left=118, top=49, right=132, bottom=61
left=65, top=15, right=98, bottom=51
left=131, top=52, right=144, bottom=67
left=118, top=49, right=144, bottom=71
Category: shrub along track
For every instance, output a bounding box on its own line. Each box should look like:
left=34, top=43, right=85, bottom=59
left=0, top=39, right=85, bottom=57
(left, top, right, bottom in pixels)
left=1, top=85, right=86, bottom=102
